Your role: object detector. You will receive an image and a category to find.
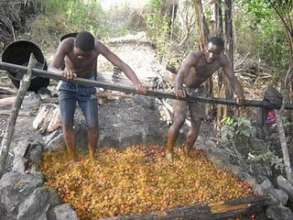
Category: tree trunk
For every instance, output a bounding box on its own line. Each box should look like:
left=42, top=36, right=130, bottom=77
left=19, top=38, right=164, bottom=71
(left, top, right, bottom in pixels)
left=223, top=0, right=234, bottom=117
left=275, top=110, right=293, bottom=182
left=193, top=0, right=208, bottom=50
left=215, top=0, right=223, bottom=37
left=193, top=0, right=213, bottom=117
left=210, top=0, right=223, bottom=37
left=211, top=0, right=226, bottom=133
left=161, top=0, right=178, bottom=38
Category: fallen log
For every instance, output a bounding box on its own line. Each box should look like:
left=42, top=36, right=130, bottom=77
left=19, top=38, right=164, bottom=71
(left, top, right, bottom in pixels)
left=0, top=86, right=16, bottom=96
left=100, top=195, right=270, bottom=220
left=0, top=110, right=31, bottom=117
left=0, top=96, right=16, bottom=109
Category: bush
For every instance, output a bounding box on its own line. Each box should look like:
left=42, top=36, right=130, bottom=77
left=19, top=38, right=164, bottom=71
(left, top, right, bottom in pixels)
left=235, top=0, right=290, bottom=73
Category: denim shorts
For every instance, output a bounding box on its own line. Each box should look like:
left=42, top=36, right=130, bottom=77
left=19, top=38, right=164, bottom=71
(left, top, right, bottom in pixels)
left=58, top=75, right=98, bottom=128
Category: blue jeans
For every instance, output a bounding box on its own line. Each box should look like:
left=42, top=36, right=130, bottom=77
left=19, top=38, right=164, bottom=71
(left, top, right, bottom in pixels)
left=58, top=75, right=98, bottom=129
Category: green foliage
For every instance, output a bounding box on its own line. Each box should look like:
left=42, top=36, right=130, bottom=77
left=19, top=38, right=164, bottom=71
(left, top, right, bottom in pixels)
left=220, top=116, right=284, bottom=175
left=40, top=0, right=130, bottom=38
left=41, top=0, right=105, bottom=34
left=235, top=0, right=291, bottom=71
left=145, top=0, right=189, bottom=70
left=145, top=0, right=170, bottom=56
left=248, top=150, right=285, bottom=173
left=220, top=117, right=256, bottom=145
left=234, top=0, right=289, bottom=70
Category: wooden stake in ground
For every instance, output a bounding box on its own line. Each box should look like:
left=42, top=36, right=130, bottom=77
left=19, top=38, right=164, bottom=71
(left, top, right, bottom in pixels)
left=275, top=110, right=292, bottom=182
left=275, top=90, right=293, bottom=182
left=0, top=53, right=35, bottom=174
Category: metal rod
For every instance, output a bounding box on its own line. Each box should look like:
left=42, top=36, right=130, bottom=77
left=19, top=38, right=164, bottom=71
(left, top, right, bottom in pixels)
left=1, top=61, right=293, bottom=109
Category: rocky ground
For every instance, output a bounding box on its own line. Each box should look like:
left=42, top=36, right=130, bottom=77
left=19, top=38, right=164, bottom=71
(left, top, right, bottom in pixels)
left=0, top=33, right=292, bottom=220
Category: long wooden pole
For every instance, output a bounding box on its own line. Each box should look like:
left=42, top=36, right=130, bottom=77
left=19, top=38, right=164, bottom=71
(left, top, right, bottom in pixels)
left=0, top=61, right=293, bottom=110
left=0, top=55, right=35, bottom=174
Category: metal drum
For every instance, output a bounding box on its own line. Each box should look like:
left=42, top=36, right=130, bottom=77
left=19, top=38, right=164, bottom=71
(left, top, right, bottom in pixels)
left=1, top=40, right=50, bottom=92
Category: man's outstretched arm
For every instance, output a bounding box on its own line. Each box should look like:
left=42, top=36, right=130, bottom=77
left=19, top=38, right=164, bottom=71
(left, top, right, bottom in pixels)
left=97, top=41, right=145, bottom=93
left=222, top=56, right=245, bottom=102
left=49, top=39, right=76, bottom=79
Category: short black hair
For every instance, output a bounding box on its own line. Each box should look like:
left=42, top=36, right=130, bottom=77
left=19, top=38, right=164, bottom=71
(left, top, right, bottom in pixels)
left=208, top=36, right=224, bottom=49
left=75, top=31, right=95, bottom=52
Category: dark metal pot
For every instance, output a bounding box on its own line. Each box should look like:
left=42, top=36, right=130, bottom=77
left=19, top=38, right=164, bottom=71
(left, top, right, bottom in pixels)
left=1, top=40, right=50, bottom=92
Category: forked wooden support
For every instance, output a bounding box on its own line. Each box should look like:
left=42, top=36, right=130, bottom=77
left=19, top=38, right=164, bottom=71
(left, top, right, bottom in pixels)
left=0, top=53, right=36, bottom=174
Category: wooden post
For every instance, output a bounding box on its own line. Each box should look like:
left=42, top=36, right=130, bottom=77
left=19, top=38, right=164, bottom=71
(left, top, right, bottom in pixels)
left=193, top=0, right=208, bottom=50
left=0, top=53, right=35, bottom=174
left=193, top=0, right=214, bottom=118
left=223, top=0, right=234, bottom=117
left=275, top=110, right=292, bottom=182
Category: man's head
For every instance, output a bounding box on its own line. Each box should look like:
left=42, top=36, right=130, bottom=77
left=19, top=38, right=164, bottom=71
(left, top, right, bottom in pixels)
left=74, top=31, right=95, bottom=59
left=205, top=36, right=224, bottom=63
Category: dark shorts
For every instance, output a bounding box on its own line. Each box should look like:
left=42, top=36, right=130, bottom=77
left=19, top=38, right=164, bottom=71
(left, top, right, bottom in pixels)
left=58, top=75, right=98, bottom=128
left=173, top=86, right=206, bottom=122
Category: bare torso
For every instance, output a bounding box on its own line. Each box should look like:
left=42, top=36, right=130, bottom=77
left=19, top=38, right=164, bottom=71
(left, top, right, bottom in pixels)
left=63, top=38, right=99, bottom=78
left=183, top=52, right=222, bottom=88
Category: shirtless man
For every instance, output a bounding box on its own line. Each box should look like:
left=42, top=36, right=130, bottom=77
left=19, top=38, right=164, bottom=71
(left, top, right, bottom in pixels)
left=166, top=36, right=245, bottom=160
left=49, top=31, right=145, bottom=161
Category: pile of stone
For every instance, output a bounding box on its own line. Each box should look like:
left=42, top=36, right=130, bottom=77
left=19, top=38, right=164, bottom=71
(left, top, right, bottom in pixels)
left=199, top=139, right=293, bottom=220
left=0, top=141, right=79, bottom=220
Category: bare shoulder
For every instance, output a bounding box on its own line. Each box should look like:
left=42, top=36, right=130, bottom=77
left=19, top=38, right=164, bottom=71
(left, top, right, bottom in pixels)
left=95, top=40, right=107, bottom=53
left=58, top=38, right=74, bottom=54
left=218, top=53, right=231, bottom=67
left=186, top=51, right=203, bottom=64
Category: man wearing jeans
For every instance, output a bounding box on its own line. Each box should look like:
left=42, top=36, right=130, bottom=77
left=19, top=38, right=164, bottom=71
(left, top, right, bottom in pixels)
left=49, top=31, right=145, bottom=161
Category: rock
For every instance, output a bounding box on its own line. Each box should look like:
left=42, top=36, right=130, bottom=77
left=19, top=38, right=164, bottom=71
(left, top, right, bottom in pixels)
left=264, top=187, right=289, bottom=206
left=21, top=92, right=41, bottom=113
left=266, top=204, right=293, bottom=220
left=245, top=176, right=257, bottom=189
left=45, top=132, right=65, bottom=152
left=46, top=188, right=61, bottom=207
left=0, top=202, right=8, bottom=220
left=255, top=178, right=289, bottom=206
left=205, top=140, right=217, bottom=149
left=17, top=187, right=51, bottom=220
left=205, top=148, right=230, bottom=170
left=33, top=104, right=52, bottom=131
left=255, top=184, right=264, bottom=195
left=26, top=142, right=43, bottom=165
left=48, top=204, right=79, bottom=220
left=273, top=189, right=288, bottom=206
left=47, top=108, right=62, bottom=132
left=43, top=130, right=61, bottom=145
left=33, top=104, right=58, bottom=133
left=260, top=179, right=273, bottom=191
left=0, top=172, right=43, bottom=213
left=277, top=175, right=293, bottom=201
left=42, top=97, right=167, bottom=151
left=12, top=156, right=27, bottom=174
left=13, top=140, right=30, bottom=157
